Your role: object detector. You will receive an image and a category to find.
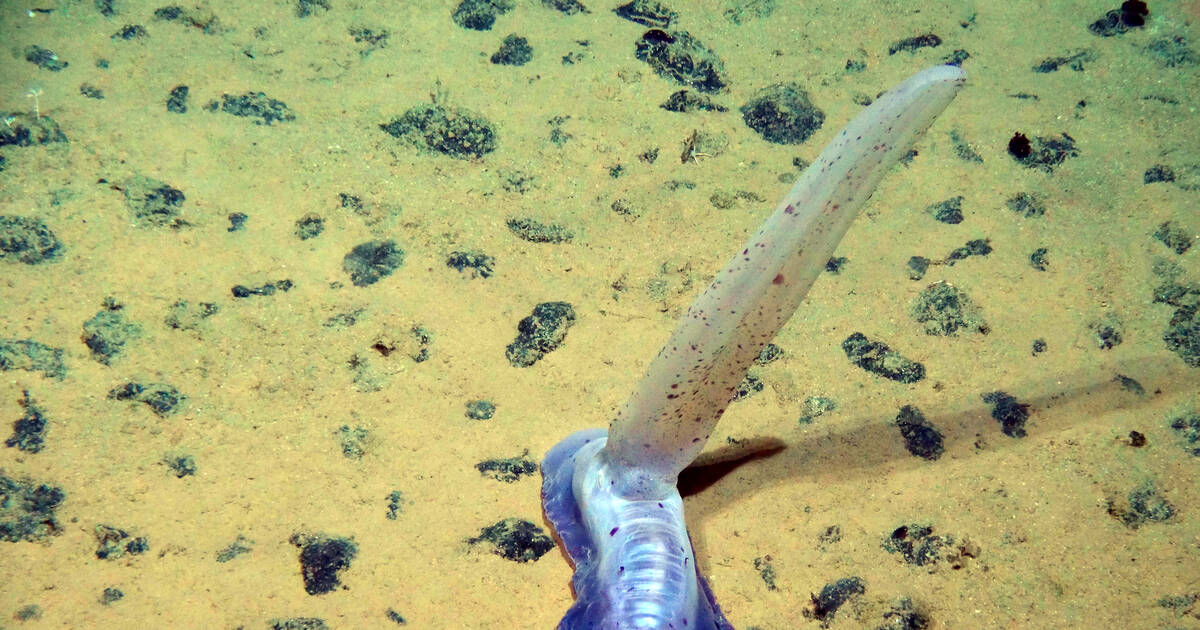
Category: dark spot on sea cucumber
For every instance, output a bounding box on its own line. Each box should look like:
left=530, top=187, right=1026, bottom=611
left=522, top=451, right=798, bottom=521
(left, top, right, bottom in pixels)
left=773, top=273, right=785, bottom=284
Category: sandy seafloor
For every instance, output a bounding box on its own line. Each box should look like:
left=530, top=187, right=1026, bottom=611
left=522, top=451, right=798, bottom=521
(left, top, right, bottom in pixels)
left=1, top=0, right=1198, bottom=628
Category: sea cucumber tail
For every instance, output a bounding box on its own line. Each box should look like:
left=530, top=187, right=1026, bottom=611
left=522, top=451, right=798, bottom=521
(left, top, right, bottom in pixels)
left=607, top=65, right=967, bottom=482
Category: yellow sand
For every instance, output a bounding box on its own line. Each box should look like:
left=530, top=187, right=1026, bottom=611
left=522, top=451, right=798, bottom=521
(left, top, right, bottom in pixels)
left=1, top=1, right=1197, bottom=628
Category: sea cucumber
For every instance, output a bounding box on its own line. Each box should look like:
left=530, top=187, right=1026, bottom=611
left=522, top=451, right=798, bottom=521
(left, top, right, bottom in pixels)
left=542, top=65, right=966, bottom=630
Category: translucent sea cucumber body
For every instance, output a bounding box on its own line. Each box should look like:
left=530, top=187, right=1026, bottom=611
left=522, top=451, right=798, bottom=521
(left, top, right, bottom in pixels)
left=541, top=65, right=966, bottom=630
left=542, top=429, right=731, bottom=629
